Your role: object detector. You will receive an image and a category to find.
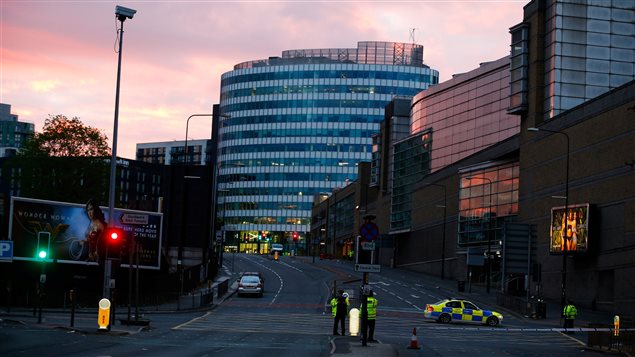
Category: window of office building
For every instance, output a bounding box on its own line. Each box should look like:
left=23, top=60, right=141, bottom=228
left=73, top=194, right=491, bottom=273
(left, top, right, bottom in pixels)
left=458, top=162, right=519, bottom=247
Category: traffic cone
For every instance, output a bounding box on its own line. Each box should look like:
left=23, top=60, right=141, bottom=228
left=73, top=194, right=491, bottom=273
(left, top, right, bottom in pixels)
left=407, top=327, right=420, bottom=349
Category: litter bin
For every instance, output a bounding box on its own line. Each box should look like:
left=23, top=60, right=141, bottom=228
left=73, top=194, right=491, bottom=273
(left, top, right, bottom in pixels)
left=535, top=300, right=546, bottom=319
left=457, top=280, right=465, bottom=292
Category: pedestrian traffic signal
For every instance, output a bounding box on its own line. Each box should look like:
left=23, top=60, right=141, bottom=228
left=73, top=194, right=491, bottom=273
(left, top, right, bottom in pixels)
left=292, top=232, right=299, bottom=241
left=36, top=231, right=51, bottom=260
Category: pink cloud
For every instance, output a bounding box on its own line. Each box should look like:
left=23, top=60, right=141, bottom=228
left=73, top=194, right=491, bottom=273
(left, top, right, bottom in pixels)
left=1, top=1, right=524, bottom=159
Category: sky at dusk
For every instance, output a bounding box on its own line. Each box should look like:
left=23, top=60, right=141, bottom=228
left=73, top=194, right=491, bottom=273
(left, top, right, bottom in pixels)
left=1, top=0, right=525, bottom=159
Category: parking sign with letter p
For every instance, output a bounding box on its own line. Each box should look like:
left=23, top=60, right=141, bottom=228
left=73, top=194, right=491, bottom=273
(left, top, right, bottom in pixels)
left=0, top=240, right=14, bottom=261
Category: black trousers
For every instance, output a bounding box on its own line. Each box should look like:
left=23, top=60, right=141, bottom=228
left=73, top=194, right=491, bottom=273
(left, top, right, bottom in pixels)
left=564, top=318, right=574, bottom=329
left=333, top=314, right=346, bottom=334
left=366, top=319, right=376, bottom=340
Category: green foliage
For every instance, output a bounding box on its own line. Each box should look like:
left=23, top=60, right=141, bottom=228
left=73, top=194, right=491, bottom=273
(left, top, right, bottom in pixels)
left=19, top=115, right=110, bottom=157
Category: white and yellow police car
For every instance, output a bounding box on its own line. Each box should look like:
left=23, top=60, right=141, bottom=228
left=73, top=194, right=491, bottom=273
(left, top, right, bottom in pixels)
left=424, top=299, right=503, bottom=326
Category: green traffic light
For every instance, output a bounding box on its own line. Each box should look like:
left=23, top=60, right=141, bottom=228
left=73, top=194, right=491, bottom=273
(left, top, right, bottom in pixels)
left=38, top=250, right=47, bottom=259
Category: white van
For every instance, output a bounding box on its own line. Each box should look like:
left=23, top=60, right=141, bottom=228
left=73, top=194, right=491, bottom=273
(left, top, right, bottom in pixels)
left=270, top=243, right=284, bottom=255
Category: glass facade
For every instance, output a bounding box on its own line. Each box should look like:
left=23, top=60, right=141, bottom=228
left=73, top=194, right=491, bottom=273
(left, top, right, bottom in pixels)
left=509, top=23, right=530, bottom=113
left=218, top=41, right=439, bottom=248
left=458, top=162, right=520, bottom=247
left=543, top=0, right=635, bottom=118
left=410, top=57, right=520, bottom=173
left=391, top=131, right=432, bottom=231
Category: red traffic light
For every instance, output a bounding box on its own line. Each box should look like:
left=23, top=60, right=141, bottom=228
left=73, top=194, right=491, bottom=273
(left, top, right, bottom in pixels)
left=106, top=228, right=123, bottom=243
left=292, top=232, right=299, bottom=241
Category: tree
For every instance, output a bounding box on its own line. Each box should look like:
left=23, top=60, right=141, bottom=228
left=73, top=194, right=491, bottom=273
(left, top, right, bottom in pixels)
left=19, top=115, right=110, bottom=157
left=4, top=115, right=112, bottom=203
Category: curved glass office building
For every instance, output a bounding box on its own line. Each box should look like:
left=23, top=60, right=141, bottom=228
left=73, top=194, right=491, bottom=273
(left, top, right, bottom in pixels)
left=217, top=41, right=439, bottom=253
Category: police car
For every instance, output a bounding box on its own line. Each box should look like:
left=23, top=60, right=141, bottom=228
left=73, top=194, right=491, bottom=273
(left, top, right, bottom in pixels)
left=424, top=298, right=503, bottom=326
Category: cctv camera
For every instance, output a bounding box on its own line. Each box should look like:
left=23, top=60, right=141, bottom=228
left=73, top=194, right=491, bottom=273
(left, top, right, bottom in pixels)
left=115, top=5, right=137, bottom=20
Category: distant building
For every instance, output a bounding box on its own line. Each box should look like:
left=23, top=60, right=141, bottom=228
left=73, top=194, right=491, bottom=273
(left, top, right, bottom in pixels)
left=136, top=139, right=212, bottom=166
left=218, top=41, right=439, bottom=253
left=0, top=103, right=35, bottom=157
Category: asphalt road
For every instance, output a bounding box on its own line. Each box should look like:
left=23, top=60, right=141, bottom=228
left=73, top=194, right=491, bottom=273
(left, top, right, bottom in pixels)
left=0, top=254, right=622, bottom=356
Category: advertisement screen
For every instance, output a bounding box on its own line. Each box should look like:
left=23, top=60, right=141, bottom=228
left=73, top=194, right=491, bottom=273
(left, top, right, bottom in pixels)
left=549, top=203, right=589, bottom=254
left=9, top=197, right=162, bottom=269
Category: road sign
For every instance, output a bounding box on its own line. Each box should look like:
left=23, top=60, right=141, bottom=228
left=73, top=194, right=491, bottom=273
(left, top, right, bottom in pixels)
left=0, top=240, right=13, bottom=261
left=361, top=241, right=376, bottom=251
left=120, top=214, right=149, bottom=225
left=355, top=264, right=381, bottom=273
left=359, top=222, right=379, bottom=241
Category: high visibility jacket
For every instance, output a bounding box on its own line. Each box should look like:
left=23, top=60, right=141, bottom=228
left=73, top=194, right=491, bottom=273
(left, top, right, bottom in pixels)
left=563, top=304, right=577, bottom=319
left=331, top=297, right=349, bottom=316
left=361, top=296, right=378, bottom=320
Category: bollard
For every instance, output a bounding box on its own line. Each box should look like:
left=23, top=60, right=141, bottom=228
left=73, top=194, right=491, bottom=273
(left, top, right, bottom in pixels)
left=98, top=298, right=111, bottom=330
left=349, top=308, right=360, bottom=336
left=614, top=315, right=620, bottom=337
left=70, top=289, right=75, bottom=327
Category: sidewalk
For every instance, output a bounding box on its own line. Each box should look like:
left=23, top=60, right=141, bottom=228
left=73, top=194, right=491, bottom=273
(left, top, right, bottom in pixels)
left=0, top=272, right=239, bottom=336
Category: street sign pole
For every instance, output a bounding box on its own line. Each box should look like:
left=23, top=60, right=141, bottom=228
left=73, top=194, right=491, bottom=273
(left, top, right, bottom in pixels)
left=361, top=271, right=368, bottom=346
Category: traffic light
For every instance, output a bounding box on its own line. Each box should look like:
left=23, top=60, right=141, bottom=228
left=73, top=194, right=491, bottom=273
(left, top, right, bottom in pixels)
left=292, top=232, right=299, bottom=242
left=36, top=231, right=51, bottom=260
left=105, top=227, right=125, bottom=259
left=107, top=227, right=123, bottom=242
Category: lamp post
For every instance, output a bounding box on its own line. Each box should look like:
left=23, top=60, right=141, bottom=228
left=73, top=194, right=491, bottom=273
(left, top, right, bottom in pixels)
left=423, top=183, right=447, bottom=280
left=466, top=176, right=493, bottom=294
left=106, top=5, right=136, bottom=300
left=178, top=114, right=213, bottom=297
left=528, top=127, right=570, bottom=313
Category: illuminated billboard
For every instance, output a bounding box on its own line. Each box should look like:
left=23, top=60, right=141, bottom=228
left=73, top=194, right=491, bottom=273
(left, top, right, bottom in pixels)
left=549, top=203, right=589, bottom=254
left=9, top=197, right=163, bottom=269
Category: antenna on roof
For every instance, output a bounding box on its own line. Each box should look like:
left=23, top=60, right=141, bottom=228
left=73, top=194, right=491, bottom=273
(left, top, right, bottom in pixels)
left=409, top=27, right=418, bottom=44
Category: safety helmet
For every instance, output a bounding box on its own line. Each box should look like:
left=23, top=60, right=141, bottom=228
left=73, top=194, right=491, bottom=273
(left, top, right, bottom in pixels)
left=342, top=292, right=349, bottom=298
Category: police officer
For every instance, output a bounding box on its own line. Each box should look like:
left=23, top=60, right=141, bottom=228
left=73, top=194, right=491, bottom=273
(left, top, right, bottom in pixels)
left=360, top=290, right=379, bottom=342
left=563, top=299, right=577, bottom=330
left=331, top=290, right=349, bottom=335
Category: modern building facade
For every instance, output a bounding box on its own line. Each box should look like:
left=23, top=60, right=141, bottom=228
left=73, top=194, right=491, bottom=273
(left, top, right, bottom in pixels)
left=217, top=41, right=439, bottom=252
left=508, top=0, right=635, bottom=118
left=312, top=0, right=635, bottom=316
left=514, top=0, right=635, bottom=315
left=0, top=103, right=35, bottom=157
left=389, top=57, right=520, bottom=236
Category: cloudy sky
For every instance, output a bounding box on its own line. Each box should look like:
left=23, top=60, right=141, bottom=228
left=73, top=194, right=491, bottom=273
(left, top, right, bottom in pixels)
left=1, top=0, right=524, bottom=159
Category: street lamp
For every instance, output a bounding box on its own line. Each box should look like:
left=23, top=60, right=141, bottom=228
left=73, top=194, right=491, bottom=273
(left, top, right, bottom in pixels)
left=465, top=176, right=493, bottom=294
left=179, top=113, right=231, bottom=284
left=178, top=114, right=213, bottom=296
left=106, top=5, right=136, bottom=300
left=528, top=127, right=570, bottom=313
left=422, top=183, right=447, bottom=280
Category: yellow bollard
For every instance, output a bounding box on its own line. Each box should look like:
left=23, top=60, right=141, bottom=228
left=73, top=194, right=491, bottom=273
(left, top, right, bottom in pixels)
left=274, top=251, right=279, bottom=261
left=98, top=298, right=111, bottom=330
left=349, top=308, right=360, bottom=336
left=614, top=315, right=620, bottom=337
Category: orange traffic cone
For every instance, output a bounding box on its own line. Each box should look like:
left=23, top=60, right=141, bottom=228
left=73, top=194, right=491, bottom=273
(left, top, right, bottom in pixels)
left=407, top=327, right=420, bottom=349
